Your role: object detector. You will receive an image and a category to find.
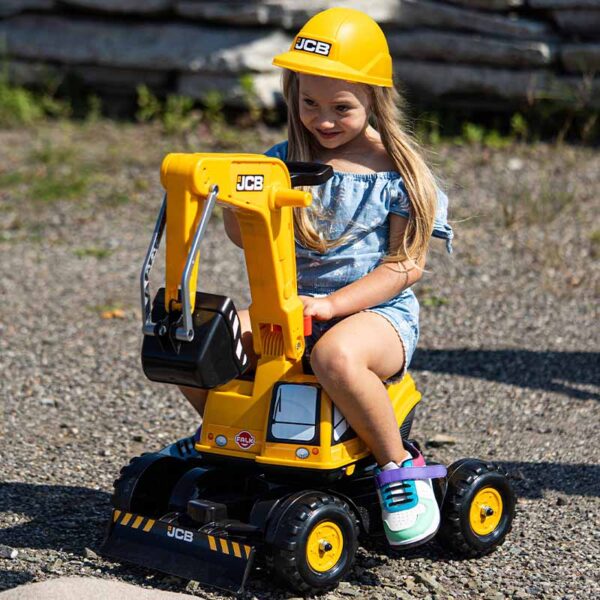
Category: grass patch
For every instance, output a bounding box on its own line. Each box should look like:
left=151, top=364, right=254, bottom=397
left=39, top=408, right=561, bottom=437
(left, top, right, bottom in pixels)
left=499, top=179, right=575, bottom=229
left=0, top=171, right=27, bottom=188
left=590, top=230, right=600, bottom=259
left=30, top=171, right=90, bottom=202
left=74, top=246, right=113, bottom=259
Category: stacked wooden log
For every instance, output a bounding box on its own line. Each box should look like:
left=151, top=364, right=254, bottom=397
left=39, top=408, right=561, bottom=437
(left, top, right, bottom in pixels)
left=0, top=0, right=598, bottom=111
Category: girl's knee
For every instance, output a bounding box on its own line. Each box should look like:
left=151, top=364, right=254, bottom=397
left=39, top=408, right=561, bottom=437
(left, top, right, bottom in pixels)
left=310, top=337, right=359, bottom=382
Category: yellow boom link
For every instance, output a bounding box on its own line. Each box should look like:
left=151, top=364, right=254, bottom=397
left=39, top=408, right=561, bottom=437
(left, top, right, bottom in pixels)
left=160, top=153, right=311, bottom=362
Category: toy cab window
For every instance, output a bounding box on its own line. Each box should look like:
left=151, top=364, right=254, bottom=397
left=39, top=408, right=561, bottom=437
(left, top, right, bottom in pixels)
left=332, top=404, right=357, bottom=445
left=269, top=384, right=319, bottom=444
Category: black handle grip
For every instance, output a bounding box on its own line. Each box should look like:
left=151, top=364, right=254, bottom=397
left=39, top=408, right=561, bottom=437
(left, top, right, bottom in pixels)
left=284, top=161, right=334, bottom=187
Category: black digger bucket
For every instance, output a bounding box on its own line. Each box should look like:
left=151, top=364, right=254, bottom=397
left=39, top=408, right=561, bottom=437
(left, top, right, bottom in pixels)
left=102, top=509, right=255, bottom=594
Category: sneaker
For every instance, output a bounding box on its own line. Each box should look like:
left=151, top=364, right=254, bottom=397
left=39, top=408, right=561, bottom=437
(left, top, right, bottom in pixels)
left=375, top=442, right=446, bottom=547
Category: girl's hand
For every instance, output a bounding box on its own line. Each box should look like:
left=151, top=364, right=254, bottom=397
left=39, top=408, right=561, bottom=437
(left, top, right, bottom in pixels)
left=299, top=295, right=335, bottom=321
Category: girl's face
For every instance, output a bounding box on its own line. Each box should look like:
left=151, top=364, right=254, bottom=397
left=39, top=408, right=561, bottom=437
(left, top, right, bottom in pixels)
left=298, top=74, right=371, bottom=150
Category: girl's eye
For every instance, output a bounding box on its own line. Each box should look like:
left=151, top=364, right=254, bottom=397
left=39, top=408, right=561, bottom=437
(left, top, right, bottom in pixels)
left=336, top=105, right=350, bottom=113
left=303, top=98, right=316, bottom=107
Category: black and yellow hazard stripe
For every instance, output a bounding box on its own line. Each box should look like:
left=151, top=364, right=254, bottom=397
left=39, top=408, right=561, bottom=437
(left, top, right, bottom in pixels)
left=206, top=534, right=252, bottom=559
left=111, top=509, right=252, bottom=559
left=113, top=510, right=156, bottom=532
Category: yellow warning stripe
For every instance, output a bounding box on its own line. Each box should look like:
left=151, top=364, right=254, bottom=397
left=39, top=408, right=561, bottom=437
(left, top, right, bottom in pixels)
left=113, top=510, right=122, bottom=523
left=208, top=535, right=217, bottom=551
left=232, top=542, right=241, bottom=558
left=219, top=538, right=229, bottom=554
left=120, top=512, right=133, bottom=526
left=132, top=516, right=144, bottom=529
left=244, top=544, right=251, bottom=559
left=143, top=519, right=155, bottom=532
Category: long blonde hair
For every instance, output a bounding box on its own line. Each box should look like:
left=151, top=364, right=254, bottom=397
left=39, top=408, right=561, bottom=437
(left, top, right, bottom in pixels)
left=282, top=69, right=437, bottom=264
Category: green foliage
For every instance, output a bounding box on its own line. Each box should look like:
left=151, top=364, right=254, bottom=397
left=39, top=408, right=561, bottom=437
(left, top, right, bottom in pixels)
left=0, top=171, right=26, bottom=188
left=28, top=141, right=91, bottom=201
left=0, top=58, right=70, bottom=127
left=136, top=84, right=162, bottom=123
left=136, top=84, right=200, bottom=134
left=239, top=74, right=262, bottom=124
left=202, top=89, right=225, bottom=125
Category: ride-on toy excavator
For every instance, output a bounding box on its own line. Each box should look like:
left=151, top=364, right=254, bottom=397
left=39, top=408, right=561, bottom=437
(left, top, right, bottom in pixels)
left=101, top=153, right=515, bottom=594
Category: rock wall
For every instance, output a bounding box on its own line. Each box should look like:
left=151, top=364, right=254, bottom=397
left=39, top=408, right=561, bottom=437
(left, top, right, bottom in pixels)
left=1, top=0, right=598, bottom=112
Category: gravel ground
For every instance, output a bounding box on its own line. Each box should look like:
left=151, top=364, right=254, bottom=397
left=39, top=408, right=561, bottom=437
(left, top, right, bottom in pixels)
left=0, top=122, right=599, bottom=599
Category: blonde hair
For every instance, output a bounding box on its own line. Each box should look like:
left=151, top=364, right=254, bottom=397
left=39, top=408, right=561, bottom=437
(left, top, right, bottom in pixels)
left=282, top=69, right=437, bottom=264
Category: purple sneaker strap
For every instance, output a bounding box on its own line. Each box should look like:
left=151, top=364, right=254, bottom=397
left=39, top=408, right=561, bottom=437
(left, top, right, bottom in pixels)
left=376, top=464, right=447, bottom=488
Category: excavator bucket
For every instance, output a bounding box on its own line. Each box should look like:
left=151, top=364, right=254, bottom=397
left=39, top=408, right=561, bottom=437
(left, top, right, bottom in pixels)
left=102, top=510, right=255, bottom=594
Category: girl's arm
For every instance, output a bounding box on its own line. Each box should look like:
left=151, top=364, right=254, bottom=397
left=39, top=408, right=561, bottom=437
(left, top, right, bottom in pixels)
left=302, top=215, right=425, bottom=320
left=223, top=207, right=243, bottom=248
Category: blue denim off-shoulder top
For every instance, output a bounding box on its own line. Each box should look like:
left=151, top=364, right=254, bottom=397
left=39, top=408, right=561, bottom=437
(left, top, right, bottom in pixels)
left=265, top=141, right=453, bottom=296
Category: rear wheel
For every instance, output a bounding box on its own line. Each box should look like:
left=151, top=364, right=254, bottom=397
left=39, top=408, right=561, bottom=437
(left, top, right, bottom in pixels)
left=267, top=492, right=359, bottom=594
left=437, top=459, right=515, bottom=557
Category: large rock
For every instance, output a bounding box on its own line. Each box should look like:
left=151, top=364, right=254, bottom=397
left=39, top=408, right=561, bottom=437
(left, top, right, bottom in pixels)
left=445, top=0, right=524, bottom=9
left=392, top=0, right=553, bottom=39
left=0, top=15, right=290, bottom=72
left=176, top=0, right=401, bottom=29
left=394, top=59, right=600, bottom=107
left=0, top=0, right=53, bottom=18
left=561, top=42, right=600, bottom=71
left=552, top=9, right=600, bottom=37
left=387, top=30, right=554, bottom=67
left=0, top=577, right=196, bottom=600
left=177, top=72, right=283, bottom=108
left=60, top=0, right=172, bottom=13
left=529, top=1, right=600, bottom=8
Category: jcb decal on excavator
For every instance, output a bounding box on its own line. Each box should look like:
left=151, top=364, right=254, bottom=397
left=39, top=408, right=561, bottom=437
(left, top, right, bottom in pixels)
left=236, top=174, right=264, bottom=191
left=167, top=525, right=194, bottom=543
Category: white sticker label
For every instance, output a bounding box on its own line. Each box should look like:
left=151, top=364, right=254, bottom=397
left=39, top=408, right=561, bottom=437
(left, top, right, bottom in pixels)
left=236, top=174, right=264, bottom=191
left=294, top=37, right=331, bottom=57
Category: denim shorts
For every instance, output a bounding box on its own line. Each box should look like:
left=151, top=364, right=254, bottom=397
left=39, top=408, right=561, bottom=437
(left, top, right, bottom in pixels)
left=304, top=293, right=419, bottom=384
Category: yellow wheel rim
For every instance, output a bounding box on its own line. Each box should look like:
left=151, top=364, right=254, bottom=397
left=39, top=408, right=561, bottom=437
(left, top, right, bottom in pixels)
left=306, top=520, right=344, bottom=573
left=470, top=487, right=503, bottom=536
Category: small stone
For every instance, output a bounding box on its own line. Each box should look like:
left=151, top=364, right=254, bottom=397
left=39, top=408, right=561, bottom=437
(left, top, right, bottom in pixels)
left=556, top=496, right=568, bottom=506
left=415, top=572, right=446, bottom=592
left=426, top=434, right=457, bottom=448
left=507, top=157, right=524, bottom=171
left=84, top=547, right=98, bottom=559
left=0, top=544, right=18, bottom=559
left=185, top=581, right=200, bottom=593
left=132, top=433, right=145, bottom=442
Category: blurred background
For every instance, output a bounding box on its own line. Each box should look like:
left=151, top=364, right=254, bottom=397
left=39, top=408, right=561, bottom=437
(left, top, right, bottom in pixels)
left=0, top=0, right=598, bottom=140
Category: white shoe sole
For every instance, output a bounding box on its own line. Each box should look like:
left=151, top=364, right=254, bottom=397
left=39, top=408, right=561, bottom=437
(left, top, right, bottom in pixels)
left=386, top=508, right=441, bottom=548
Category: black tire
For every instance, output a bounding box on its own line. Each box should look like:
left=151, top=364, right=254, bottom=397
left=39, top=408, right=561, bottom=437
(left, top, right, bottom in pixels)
left=437, top=459, right=516, bottom=557
left=112, top=453, right=191, bottom=517
left=400, top=407, right=416, bottom=440
left=267, top=492, right=359, bottom=594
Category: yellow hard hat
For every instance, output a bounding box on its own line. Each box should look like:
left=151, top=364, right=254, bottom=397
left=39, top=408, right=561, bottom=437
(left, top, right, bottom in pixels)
left=272, top=7, right=393, bottom=87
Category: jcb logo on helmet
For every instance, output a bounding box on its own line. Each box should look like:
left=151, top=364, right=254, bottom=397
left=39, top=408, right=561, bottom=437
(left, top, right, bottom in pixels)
left=167, top=526, right=193, bottom=543
left=294, top=37, right=331, bottom=57
left=236, top=175, right=264, bottom=191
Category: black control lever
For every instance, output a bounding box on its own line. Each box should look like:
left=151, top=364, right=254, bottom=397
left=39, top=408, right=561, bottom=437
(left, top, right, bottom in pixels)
left=284, top=161, right=334, bottom=187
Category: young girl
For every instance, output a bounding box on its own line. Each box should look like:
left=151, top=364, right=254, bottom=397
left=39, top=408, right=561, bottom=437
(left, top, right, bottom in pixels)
left=182, top=7, right=453, bottom=548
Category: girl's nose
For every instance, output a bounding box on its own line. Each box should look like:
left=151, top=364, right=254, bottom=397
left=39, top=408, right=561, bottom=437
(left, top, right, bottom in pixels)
left=317, top=116, right=336, bottom=129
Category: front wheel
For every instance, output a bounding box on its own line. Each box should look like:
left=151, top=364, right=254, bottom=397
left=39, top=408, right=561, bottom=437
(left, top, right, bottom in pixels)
left=437, top=459, right=516, bottom=557
left=267, top=492, right=359, bottom=594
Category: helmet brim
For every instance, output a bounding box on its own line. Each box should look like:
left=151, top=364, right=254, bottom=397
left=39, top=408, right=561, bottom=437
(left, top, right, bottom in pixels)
left=273, top=52, right=392, bottom=88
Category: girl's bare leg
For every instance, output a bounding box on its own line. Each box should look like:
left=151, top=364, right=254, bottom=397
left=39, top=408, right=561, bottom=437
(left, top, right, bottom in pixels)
left=179, top=308, right=256, bottom=417
left=309, top=311, right=410, bottom=466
